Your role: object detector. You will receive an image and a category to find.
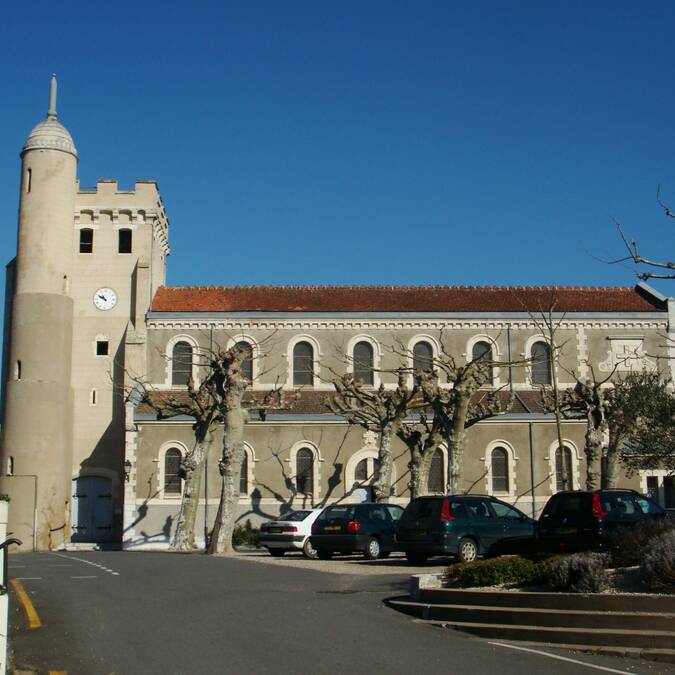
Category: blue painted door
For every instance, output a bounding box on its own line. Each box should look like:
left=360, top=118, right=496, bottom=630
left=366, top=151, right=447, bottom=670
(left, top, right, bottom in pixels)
left=71, top=477, right=113, bottom=543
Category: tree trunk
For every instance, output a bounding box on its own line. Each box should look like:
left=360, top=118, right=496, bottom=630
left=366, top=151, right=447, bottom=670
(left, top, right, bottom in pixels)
left=447, top=391, right=470, bottom=494
left=584, top=420, right=604, bottom=491
left=604, top=430, right=622, bottom=488
left=171, top=430, right=214, bottom=551
left=373, top=424, right=397, bottom=503
left=208, top=406, right=245, bottom=555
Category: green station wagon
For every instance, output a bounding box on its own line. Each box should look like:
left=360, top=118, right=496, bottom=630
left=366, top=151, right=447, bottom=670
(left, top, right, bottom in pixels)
left=396, top=495, right=536, bottom=564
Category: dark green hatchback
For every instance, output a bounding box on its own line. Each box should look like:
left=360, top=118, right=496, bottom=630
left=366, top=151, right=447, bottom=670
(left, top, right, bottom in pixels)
left=395, top=495, right=536, bottom=564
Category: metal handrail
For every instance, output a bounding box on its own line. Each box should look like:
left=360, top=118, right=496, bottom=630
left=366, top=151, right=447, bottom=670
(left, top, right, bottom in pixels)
left=0, top=538, right=22, bottom=592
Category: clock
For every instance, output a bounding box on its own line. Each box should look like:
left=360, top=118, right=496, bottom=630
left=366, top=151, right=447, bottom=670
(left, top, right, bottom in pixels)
left=93, top=287, right=117, bottom=311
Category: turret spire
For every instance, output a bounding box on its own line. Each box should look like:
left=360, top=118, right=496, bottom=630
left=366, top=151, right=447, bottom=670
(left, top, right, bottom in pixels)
left=47, top=74, right=57, bottom=119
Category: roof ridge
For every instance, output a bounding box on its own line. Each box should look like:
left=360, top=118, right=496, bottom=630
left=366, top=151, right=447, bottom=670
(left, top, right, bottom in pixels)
left=156, top=284, right=636, bottom=292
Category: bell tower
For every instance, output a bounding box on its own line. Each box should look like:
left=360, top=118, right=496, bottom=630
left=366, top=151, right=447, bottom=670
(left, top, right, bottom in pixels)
left=1, top=75, right=77, bottom=549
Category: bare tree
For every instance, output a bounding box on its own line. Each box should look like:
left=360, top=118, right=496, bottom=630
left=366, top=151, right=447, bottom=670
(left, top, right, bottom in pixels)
left=397, top=411, right=444, bottom=499
left=327, top=371, right=421, bottom=502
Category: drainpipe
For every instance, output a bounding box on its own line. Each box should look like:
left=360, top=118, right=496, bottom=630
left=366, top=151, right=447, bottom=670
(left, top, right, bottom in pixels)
left=528, top=423, right=536, bottom=520
left=507, top=325, right=513, bottom=393
left=204, top=324, right=214, bottom=549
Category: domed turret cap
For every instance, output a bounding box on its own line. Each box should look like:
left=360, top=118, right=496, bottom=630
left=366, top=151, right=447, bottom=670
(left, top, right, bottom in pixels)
left=22, top=75, right=78, bottom=158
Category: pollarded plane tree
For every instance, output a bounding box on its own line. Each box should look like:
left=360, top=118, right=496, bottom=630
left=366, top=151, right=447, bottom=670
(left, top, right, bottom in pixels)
left=327, top=371, right=423, bottom=503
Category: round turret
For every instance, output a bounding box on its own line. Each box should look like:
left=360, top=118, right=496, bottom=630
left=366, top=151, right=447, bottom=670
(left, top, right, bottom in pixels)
left=22, top=116, right=78, bottom=158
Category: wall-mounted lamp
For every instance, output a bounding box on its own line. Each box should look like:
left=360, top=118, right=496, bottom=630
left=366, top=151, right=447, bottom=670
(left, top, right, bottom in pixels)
left=124, top=459, right=132, bottom=482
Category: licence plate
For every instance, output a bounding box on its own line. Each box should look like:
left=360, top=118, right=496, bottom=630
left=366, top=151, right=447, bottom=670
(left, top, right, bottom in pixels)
left=268, top=527, right=282, bottom=534
left=413, top=529, right=428, bottom=537
left=558, top=527, right=577, bottom=534
left=324, top=526, right=341, bottom=532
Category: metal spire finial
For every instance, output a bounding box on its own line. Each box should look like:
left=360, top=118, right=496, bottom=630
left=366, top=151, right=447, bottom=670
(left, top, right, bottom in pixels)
left=47, top=74, right=57, bottom=119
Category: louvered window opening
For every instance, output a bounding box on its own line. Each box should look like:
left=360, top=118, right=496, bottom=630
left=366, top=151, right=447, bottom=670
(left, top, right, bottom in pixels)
left=472, top=340, right=493, bottom=385
left=555, top=446, right=573, bottom=492
left=531, top=341, right=552, bottom=385
left=427, top=448, right=444, bottom=494
left=491, top=447, right=509, bottom=493
left=235, top=341, right=253, bottom=383
left=172, top=341, right=193, bottom=386
left=164, top=448, right=182, bottom=495
left=293, top=342, right=314, bottom=386
left=353, top=341, right=374, bottom=385
left=413, top=341, right=433, bottom=380
left=296, top=448, right=314, bottom=495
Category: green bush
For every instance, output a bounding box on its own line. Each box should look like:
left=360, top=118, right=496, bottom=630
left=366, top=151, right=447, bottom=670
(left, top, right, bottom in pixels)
left=232, top=521, right=260, bottom=548
left=640, top=529, right=675, bottom=593
left=548, top=553, right=609, bottom=593
left=446, top=556, right=553, bottom=588
left=607, top=520, right=675, bottom=568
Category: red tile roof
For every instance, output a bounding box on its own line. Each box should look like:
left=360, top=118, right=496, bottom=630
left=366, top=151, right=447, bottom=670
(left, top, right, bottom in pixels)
left=150, top=285, right=662, bottom=313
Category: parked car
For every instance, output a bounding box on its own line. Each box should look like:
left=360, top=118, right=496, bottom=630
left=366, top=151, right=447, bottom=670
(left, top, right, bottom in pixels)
left=537, top=489, right=669, bottom=553
left=310, top=502, right=404, bottom=560
left=396, top=495, right=536, bottom=564
left=258, top=509, right=323, bottom=558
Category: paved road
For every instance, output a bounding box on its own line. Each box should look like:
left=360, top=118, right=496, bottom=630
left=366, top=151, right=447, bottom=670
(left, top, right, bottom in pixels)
left=7, top=551, right=670, bottom=675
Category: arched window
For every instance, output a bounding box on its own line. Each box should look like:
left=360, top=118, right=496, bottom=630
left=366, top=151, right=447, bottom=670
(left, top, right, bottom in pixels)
left=472, top=341, right=493, bottom=385
left=296, top=448, right=314, bottom=495
left=353, top=341, right=374, bottom=385
left=239, top=452, right=249, bottom=495
left=427, top=448, right=444, bottom=494
left=235, top=341, right=253, bottom=383
left=413, top=341, right=433, bottom=374
left=355, top=458, right=368, bottom=482
left=531, top=341, right=552, bottom=385
left=491, top=447, right=509, bottom=493
left=164, top=448, right=182, bottom=496
left=293, top=341, right=314, bottom=386
left=172, top=341, right=193, bottom=386
left=555, top=446, right=573, bottom=492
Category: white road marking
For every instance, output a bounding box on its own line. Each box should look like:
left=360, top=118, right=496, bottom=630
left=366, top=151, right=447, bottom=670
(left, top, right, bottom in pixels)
left=488, top=642, right=634, bottom=674
left=71, top=575, right=97, bottom=579
left=15, top=577, right=42, bottom=580
left=10, top=565, right=26, bottom=568
left=47, top=564, right=72, bottom=567
left=49, top=553, right=119, bottom=576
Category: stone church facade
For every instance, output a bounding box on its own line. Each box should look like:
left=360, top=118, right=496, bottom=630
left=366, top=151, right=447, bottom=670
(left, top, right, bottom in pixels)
left=1, top=79, right=673, bottom=550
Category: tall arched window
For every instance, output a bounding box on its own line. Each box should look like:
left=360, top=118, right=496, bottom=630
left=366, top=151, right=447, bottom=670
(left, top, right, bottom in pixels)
left=472, top=340, right=493, bottom=385
left=353, top=341, right=374, bottom=385
left=296, top=448, right=314, bottom=495
left=235, top=341, right=253, bottom=383
left=239, top=451, right=249, bottom=495
left=531, top=341, right=552, bottom=385
left=491, top=447, right=509, bottom=493
left=413, top=341, right=433, bottom=374
left=355, top=458, right=368, bottom=482
left=164, top=448, right=182, bottom=496
left=555, top=446, right=573, bottom=492
left=293, top=341, right=314, bottom=386
left=172, top=341, right=193, bottom=386
left=427, top=448, right=444, bottom=494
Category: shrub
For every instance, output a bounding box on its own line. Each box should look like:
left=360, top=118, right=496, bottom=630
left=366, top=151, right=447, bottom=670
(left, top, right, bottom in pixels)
left=232, top=520, right=259, bottom=548
left=607, top=520, right=675, bottom=568
left=548, top=553, right=609, bottom=593
left=640, top=529, right=675, bottom=593
left=446, top=556, right=551, bottom=588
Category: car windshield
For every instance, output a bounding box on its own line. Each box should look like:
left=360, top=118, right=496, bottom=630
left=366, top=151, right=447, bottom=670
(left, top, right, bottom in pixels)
left=276, top=510, right=312, bottom=522
left=385, top=506, right=403, bottom=521
left=635, top=496, right=664, bottom=515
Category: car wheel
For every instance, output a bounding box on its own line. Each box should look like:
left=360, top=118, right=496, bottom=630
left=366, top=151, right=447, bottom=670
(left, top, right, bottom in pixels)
left=457, top=537, right=478, bottom=563
left=317, top=549, right=333, bottom=560
left=268, top=549, right=285, bottom=557
left=303, top=538, right=319, bottom=560
left=364, top=537, right=382, bottom=560
left=405, top=551, right=428, bottom=565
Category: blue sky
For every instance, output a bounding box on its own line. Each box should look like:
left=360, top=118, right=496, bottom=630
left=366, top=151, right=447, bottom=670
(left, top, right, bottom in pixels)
left=1, top=1, right=674, bottom=292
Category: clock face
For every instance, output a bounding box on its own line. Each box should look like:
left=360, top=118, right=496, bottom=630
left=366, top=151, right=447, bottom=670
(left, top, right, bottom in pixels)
left=93, top=287, right=117, bottom=311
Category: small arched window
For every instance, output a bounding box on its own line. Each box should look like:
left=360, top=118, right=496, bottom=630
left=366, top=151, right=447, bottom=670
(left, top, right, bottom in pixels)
left=239, top=451, right=249, bottom=495
left=555, top=446, right=573, bottom=492
left=531, top=341, right=552, bottom=385
left=491, top=447, right=509, bottom=493
left=296, top=448, right=314, bottom=495
left=15, top=360, right=21, bottom=381
left=413, top=341, right=433, bottom=374
left=293, top=341, right=314, bottom=386
left=472, top=341, right=493, bottom=385
left=427, top=448, right=444, bottom=494
left=355, top=458, right=368, bottom=482
left=6, top=456, right=14, bottom=476
left=164, top=448, right=182, bottom=496
left=353, top=341, right=374, bottom=385
left=172, top=341, right=193, bottom=386
left=235, top=341, right=253, bottom=383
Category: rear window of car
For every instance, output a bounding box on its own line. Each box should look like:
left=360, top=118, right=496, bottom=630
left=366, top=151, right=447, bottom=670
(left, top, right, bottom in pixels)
left=278, top=510, right=313, bottom=522
left=317, top=506, right=355, bottom=522
left=385, top=505, right=403, bottom=520
left=402, top=499, right=443, bottom=520
left=541, top=494, right=590, bottom=518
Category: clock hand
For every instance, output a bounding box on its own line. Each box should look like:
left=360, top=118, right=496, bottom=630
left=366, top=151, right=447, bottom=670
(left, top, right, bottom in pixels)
left=98, top=294, right=107, bottom=301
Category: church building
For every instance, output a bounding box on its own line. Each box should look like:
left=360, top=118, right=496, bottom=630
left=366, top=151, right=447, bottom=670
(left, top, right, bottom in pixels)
left=2, top=78, right=673, bottom=550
